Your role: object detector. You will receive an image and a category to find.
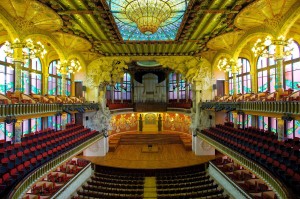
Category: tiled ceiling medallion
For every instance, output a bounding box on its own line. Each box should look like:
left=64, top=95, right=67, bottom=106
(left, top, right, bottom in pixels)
left=106, top=0, right=189, bottom=41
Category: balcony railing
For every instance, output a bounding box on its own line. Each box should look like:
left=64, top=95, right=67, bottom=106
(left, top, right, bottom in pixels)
left=201, top=101, right=300, bottom=116
left=9, top=133, right=103, bottom=199
left=197, top=131, right=294, bottom=199
left=0, top=103, right=100, bottom=121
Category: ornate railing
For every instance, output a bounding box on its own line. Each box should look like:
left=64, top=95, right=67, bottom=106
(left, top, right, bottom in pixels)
left=201, top=101, right=300, bottom=116
left=9, top=133, right=103, bottom=199
left=0, top=103, right=100, bottom=121
left=197, top=131, right=294, bottom=199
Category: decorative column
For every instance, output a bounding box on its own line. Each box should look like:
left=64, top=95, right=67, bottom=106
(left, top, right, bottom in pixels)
left=61, top=73, right=67, bottom=96
left=44, top=73, right=49, bottom=95
left=13, top=48, right=23, bottom=92
left=232, top=112, right=238, bottom=128
left=277, top=118, right=285, bottom=141
left=275, top=44, right=284, bottom=99
left=14, top=120, right=22, bottom=143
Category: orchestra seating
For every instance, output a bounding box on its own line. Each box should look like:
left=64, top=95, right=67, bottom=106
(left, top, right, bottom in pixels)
left=0, top=124, right=99, bottom=196
left=73, top=164, right=228, bottom=199
left=200, top=124, right=300, bottom=195
left=156, top=165, right=228, bottom=199
left=75, top=165, right=144, bottom=199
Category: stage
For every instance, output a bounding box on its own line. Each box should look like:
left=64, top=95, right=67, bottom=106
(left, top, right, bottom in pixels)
left=78, top=144, right=216, bottom=169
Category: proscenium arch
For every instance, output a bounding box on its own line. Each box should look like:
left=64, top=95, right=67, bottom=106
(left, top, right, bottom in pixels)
left=23, top=33, right=66, bottom=61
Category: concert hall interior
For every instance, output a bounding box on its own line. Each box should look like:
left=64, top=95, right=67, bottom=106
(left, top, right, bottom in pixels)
left=0, top=0, right=300, bottom=199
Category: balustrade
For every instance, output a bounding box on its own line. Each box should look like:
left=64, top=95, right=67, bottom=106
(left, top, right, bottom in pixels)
left=201, top=101, right=300, bottom=116
left=0, top=103, right=100, bottom=121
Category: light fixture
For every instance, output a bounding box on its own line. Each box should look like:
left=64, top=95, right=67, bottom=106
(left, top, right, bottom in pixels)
left=57, top=59, right=82, bottom=74
left=125, top=0, right=172, bottom=35
left=4, top=38, right=47, bottom=62
left=217, top=57, right=241, bottom=73
left=252, top=35, right=294, bottom=59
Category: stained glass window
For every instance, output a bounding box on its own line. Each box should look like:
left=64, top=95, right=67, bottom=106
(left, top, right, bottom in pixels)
left=257, top=46, right=276, bottom=92
left=48, top=60, right=62, bottom=95
left=31, top=118, right=42, bottom=132
left=0, top=44, right=14, bottom=94
left=22, top=119, right=30, bottom=135
left=21, top=56, right=42, bottom=95
left=66, top=73, right=72, bottom=96
left=237, top=58, right=251, bottom=94
left=113, top=72, right=131, bottom=101
left=106, top=0, right=189, bottom=41
left=0, top=122, right=13, bottom=141
left=258, top=116, right=268, bottom=131
left=169, top=72, right=178, bottom=100
left=284, top=42, right=300, bottom=90
left=286, top=120, right=300, bottom=139
left=270, top=117, right=277, bottom=134
left=168, top=72, right=191, bottom=100
left=48, top=116, right=56, bottom=130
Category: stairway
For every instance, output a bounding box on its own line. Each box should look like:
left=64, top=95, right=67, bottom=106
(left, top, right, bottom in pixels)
left=119, top=134, right=182, bottom=145
left=143, top=177, right=157, bottom=199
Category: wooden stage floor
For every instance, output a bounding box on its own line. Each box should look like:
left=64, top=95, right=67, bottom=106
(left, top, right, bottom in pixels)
left=78, top=144, right=216, bottom=169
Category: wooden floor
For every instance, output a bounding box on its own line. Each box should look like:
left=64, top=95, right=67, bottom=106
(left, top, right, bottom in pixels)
left=78, top=144, right=216, bottom=169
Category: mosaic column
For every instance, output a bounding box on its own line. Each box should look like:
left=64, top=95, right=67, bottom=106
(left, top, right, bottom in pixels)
left=14, top=120, right=22, bottom=143
left=275, top=44, right=284, bottom=100
left=13, top=48, right=23, bottom=92
left=232, top=112, right=238, bottom=128
left=277, top=118, right=285, bottom=141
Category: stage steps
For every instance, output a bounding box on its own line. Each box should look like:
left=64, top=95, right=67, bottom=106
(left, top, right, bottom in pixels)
left=119, top=134, right=182, bottom=145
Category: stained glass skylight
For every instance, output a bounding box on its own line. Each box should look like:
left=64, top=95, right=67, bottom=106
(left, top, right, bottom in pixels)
left=106, top=0, right=189, bottom=41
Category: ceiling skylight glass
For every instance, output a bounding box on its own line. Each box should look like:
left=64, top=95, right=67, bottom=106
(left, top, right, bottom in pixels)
left=106, top=0, right=189, bottom=41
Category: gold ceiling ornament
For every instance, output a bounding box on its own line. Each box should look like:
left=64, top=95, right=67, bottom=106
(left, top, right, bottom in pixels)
left=217, top=57, right=241, bottom=74
left=57, top=59, right=82, bottom=74
left=252, top=35, right=294, bottom=59
left=3, top=38, right=47, bottom=62
left=125, top=0, right=172, bottom=35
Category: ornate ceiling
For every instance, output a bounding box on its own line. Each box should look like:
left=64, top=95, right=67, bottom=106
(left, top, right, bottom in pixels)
left=1, top=0, right=299, bottom=59
left=29, top=0, right=255, bottom=56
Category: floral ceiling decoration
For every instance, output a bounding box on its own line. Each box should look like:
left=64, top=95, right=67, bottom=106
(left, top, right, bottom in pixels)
left=105, top=0, right=189, bottom=41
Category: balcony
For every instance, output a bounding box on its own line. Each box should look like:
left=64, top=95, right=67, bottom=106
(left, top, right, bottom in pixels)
left=0, top=103, right=100, bottom=122
left=201, top=101, right=300, bottom=117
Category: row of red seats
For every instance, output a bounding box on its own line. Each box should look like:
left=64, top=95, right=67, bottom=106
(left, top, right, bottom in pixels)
left=201, top=125, right=300, bottom=195
left=27, top=158, right=90, bottom=197
left=0, top=125, right=98, bottom=196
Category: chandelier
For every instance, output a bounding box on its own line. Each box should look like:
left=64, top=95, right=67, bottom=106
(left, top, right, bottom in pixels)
left=217, top=57, right=241, bottom=73
left=57, top=59, right=82, bottom=74
left=125, top=0, right=172, bottom=35
left=252, top=35, right=294, bottom=59
left=4, top=38, right=47, bottom=62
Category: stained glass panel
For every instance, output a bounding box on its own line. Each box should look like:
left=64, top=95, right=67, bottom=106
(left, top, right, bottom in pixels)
left=22, top=119, right=29, bottom=135
left=106, top=0, right=189, bottom=41
left=21, top=70, right=30, bottom=94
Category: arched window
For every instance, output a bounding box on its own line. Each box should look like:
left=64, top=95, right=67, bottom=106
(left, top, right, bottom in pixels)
left=21, top=56, right=42, bottom=94
left=0, top=44, right=14, bottom=94
left=284, top=41, right=300, bottom=90
left=65, top=73, right=71, bottom=96
left=168, top=72, right=191, bottom=100
left=169, top=72, right=177, bottom=100
left=237, top=58, right=251, bottom=94
left=257, top=46, right=276, bottom=93
left=48, top=60, right=62, bottom=95
left=114, top=72, right=131, bottom=101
